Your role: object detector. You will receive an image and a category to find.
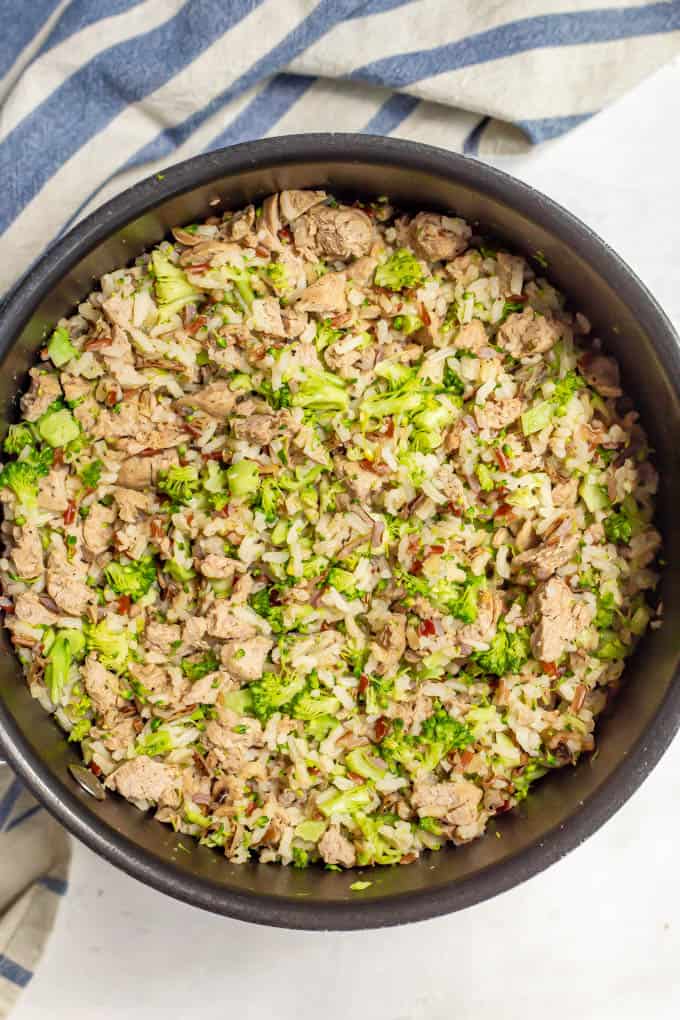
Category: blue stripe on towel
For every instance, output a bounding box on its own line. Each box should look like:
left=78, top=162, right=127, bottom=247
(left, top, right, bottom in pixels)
left=517, top=111, right=594, bottom=143
left=362, top=92, right=420, bottom=134
left=205, top=73, right=317, bottom=151
left=351, top=3, right=680, bottom=88
left=0, top=0, right=61, bottom=78
left=39, top=875, right=68, bottom=896
left=0, top=954, right=32, bottom=988
left=0, top=778, right=23, bottom=831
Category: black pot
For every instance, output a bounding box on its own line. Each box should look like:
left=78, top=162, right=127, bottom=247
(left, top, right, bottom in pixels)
left=0, top=135, right=678, bottom=930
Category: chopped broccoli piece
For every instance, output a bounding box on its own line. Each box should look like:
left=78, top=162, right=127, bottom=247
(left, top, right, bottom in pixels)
left=157, top=464, right=200, bottom=505
left=522, top=372, right=584, bottom=436
left=265, top=262, right=289, bottom=292
left=3, top=423, right=35, bottom=455
left=86, top=620, right=132, bottom=673
left=45, top=633, right=73, bottom=704
left=0, top=460, right=44, bottom=509
left=305, top=715, right=337, bottom=742
left=200, top=825, right=229, bottom=848
left=226, top=459, right=260, bottom=500
left=349, top=880, right=373, bottom=891
left=151, top=250, right=203, bottom=322
left=164, top=559, right=196, bottom=584
left=552, top=371, right=583, bottom=414
left=418, top=816, right=442, bottom=835
left=105, top=556, right=156, bottom=602
left=223, top=688, right=254, bottom=715
left=292, top=847, right=310, bottom=868
left=47, top=326, right=78, bottom=367
left=473, top=622, right=531, bottom=677
left=294, top=820, right=327, bottom=842
left=360, top=385, right=423, bottom=421
left=345, top=747, right=388, bottom=782
left=79, top=459, right=103, bottom=489
left=291, top=371, right=349, bottom=414
left=181, top=652, right=219, bottom=681
left=318, top=783, right=373, bottom=818
left=393, top=314, right=423, bottom=335
left=136, top=730, right=173, bottom=757
left=411, top=395, right=458, bottom=452
left=580, top=475, right=610, bottom=513
left=254, top=476, right=281, bottom=523
left=315, top=319, right=343, bottom=352
left=292, top=688, right=341, bottom=721
left=604, top=510, right=633, bottom=545
left=258, top=380, right=291, bottom=410
left=594, top=592, right=617, bottom=630
left=449, top=576, right=485, bottom=624
left=521, top=400, right=554, bottom=436
left=327, top=566, right=361, bottom=601
left=475, top=462, right=495, bottom=492
left=596, top=631, right=629, bottom=660
left=418, top=709, right=474, bottom=768
left=513, top=760, right=549, bottom=801
left=68, top=718, right=92, bottom=743
left=249, top=588, right=285, bottom=634
left=37, top=408, right=80, bottom=448
left=355, top=813, right=402, bottom=866
left=202, top=459, right=227, bottom=495
left=442, top=363, right=465, bottom=396
left=374, top=249, right=424, bottom=292
left=221, top=264, right=256, bottom=308
left=248, top=669, right=306, bottom=723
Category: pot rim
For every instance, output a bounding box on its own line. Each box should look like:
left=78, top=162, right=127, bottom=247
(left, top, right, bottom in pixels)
left=1, top=133, right=679, bottom=930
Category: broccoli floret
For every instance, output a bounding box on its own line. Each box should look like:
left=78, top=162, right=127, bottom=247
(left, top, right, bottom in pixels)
left=36, top=407, right=80, bottom=448
left=157, top=464, right=200, bottom=505
left=355, top=813, right=402, bottom=866
left=411, top=395, right=457, bottom=452
left=136, top=730, right=174, bottom=757
left=222, top=688, right=254, bottom=715
left=363, top=675, right=395, bottom=715
left=449, top=576, right=485, bottom=624
left=513, top=761, right=550, bottom=801
left=441, top=363, right=465, bottom=395
left=0, top=460, right=44, bottom=509
left=68, top=718, right=92, bottom=743
left=374, top=249, right=424, bottom=292
left=264, top=262, right=289, bottom=292
left=594, top=592, right=617, bottom=630
left=318, top=783, right=373, bottom=818
left=521, top=372, right=583, bottom=436
left=579, top=474, right=610, bottom=513
left=418, top=816, right=443, bottom=835
left=473, top=622, right=530, bottom=676
left=315, top=319, right=343, bottom=352
left=360, top=386, right=423, bottom=421
left=292, top=688, right=341, bottom=721
left=47, top=326, right=78, bottom=367
left=104, top=556, right=156, bottom=602
left=79, top=459, right=103, bottom=489
left=249, top=588, right=285, bottom=633
left=151, top=250, right=203, bottom=322
left=291, top=371, right=349, bottom=414
left=392, top=314, right=422, bottom=335
left=222, top=264, right=256, bottom=308
left=475, top=462, right=495, bottom=492
left=248, top=668, right=306, bottom=723
left=181, top=651, right=219, bottom=681
left=327, top=566, right=361, bottom=602
left=226, top=459, right=260, bottom=500
left=552, top=371, right=583, bottom=414
left=292, top=847, right=310, bottom=869
left=200, top=824, right=230, bottom=849
left=419, top=708, right=474, bottom=767
left=45, top=632, right=73, bottom=704
left=86, top=620, right=132, bottom=673
left=164, top=559, right=196, bottom=584
left=258, top=380, right=291, bottom=410
left=342, top=643, right=369, bottom=679
left=294, top=819, right=327, bottom=842
left=345, top=747, right=388, bottom=782
left=521, top=400, right=554, bottom=436
left=202, top=459, right=227, bottom=495
left=254, top=476, right=281, bottom=523
left=596, top=631, right=629, bottom=661
left=305, top=715, right=337, bottom=742
left=378, top=720, right=422, bottom=773
left=3, top=424, right=36, bottom=456
left=604, top=511, right=633, bottom=545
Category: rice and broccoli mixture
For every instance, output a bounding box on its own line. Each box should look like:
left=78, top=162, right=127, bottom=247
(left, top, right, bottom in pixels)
left=0, top=190, right=662, bottom=869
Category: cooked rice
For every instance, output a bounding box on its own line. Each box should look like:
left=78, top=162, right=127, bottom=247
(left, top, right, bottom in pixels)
left=0, top=191, right=661, bottom=869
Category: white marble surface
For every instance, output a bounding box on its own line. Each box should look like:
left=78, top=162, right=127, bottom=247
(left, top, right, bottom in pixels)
left=14, top=56, right=680, bottom=1020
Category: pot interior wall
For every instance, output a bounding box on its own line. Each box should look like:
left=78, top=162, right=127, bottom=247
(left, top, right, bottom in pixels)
left=0, top=144, right=678, bottom=927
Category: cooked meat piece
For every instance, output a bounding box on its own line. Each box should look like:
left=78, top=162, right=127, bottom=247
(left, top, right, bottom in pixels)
left=115, top=521, right=150, bottom=561
left=233, top=413, right=283, bottom=445
left=412, top=779, right=482, bottom=827
left=198, top=555, right=240, bottom=580
left=408, top=213, right=471, bottom=262
left=474, top=398, right=523, bottom=432
left=20, top=368, right=61, bottom=421
left=295, top=272, right=347, bottom=315
left=512, top=533, right=579, bottom=582
left=220, top=636, right=273, bottom=681
left=579, top=354, right=622, bottom=398
left=127, top=661, right=183, bottom=703
left=453, top=318, right=487, bottom=352
left=61, top=376, right=91, bottom=403
left=458, top=590, right=502, bottom=646
left=10, top=524, right=43, bottom=578
left=308, top=205, right=373, bottom=259
left=496, top=309, right=560, bottom=358
left=529, top=577, right=594, bottom=662
left=83, top=503, right=116, bottom=555
left=552, top=478, right=579, bottom=507
left=181, top=671, right=224, bottom=705
left=336, top=457, right=385, bottom=503
left=370, top=615, right=406, bottom=677
left=37, top=469, right=69, bottom=512
left=388, top=692, right=432, bottom=732
left=280, top=307, right=308, bottom=338
left=145, top=621, right=181, bottom=655
left=177, top=379, right=238, bottom=418
left=348, top=256, right=378, bottom=286
left=111, top=487, right=150, bottom=522
left=14, top=592, right=58, bottom=626
left=106, top=757, right=178, bottom=804
left=116, top=450, right=178, bottom=490
left=278, top=189, right=326, bottom=223
left=92, top=400, right=146, bottom=441
left=206, top=601, right=256, bottom=640
left=46, top=560, right=95, bottom=616
left=251, top=296, right=286, bottom=338
left=496, top=252, right=525, bottom=297
left=83, top=655, right=125, bottom=717
left=182, top=616, right=208, bottom=651
left=318, top=825, right=356, bottom=868
left=261, top=193, right=281, bottom=236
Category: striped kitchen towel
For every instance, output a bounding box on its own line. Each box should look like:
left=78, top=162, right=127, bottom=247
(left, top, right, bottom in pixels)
left=1, top=0, right=679, bottom=296
left=0, top=1, right=679, bottom=1013
left=0, top=772, right=70, bottom=1018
